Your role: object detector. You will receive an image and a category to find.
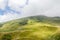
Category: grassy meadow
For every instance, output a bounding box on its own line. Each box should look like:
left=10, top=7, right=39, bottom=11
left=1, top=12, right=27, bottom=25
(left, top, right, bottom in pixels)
left=0, top=15, right=60, bottom=40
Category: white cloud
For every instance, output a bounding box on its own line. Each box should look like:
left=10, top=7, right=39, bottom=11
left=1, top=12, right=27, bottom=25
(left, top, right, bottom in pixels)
left=9, top=0, right=27, bottom=6
left=0, top=0, right=27, bottom=22
left=0, top=12, right=22, bottom=22
left=0, top=0, right=6, bottom=10
left=8, top=0, right=28, bottom=11
left=23, top=0, right=60, bottom=17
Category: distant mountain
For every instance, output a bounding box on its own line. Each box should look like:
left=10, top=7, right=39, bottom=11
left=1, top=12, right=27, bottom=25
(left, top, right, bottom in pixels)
left=0, top=15, right=60, bottom=29
left=8, top=15, right=60, bottom=25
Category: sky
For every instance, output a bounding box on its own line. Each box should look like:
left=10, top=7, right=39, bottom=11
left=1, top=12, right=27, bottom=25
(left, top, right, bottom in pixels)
left=0, top=0, right=60, bottom=22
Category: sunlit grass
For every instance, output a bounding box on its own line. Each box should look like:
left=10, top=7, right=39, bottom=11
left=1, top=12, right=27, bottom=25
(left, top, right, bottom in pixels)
left=0, top=15, right=60, bottom=40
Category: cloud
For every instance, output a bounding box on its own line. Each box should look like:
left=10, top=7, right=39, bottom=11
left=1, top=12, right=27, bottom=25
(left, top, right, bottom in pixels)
left=0, top=12, right=22, bottom=22
left=0, top=0, right=28, bottom=22
left=0, top=0, right=6, bottom=10
left=23, top=0, right=60, bottom=17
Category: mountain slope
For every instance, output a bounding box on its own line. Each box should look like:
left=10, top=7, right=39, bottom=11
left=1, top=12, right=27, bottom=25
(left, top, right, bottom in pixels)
left=0, top=15, right=60, bottom=40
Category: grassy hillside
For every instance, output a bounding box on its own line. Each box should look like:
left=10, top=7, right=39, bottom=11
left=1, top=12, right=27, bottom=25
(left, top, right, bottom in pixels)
left=0, top=15, right=60, bottom=40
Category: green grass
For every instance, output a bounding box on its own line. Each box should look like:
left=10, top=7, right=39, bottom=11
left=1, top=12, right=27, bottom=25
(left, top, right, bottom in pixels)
left=0, top=15, right=60, bottom=40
